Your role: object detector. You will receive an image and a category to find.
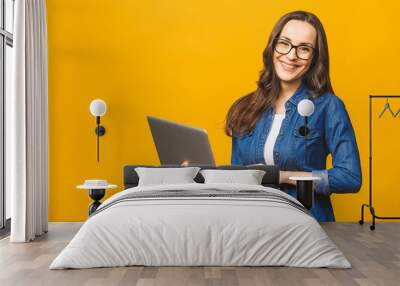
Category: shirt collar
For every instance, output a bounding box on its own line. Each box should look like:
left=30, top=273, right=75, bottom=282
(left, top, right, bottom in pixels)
left=287, top=80, right=309, bottom=106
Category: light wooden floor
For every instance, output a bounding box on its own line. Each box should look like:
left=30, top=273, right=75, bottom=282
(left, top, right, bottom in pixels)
left=0, top=222, right=399, bottom=286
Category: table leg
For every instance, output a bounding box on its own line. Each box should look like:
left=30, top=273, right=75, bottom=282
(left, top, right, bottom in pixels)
left=296, top=180, right=313, bottom=210
left=88, top=189, right=105, bottom=216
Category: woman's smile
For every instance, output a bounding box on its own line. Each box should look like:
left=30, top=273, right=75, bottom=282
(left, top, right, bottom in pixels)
left=279, top=60, right=301, bottom=72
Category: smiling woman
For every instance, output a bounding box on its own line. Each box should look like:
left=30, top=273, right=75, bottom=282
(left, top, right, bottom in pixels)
left=225, top=11, right=362, bottom=222
left=273, top=21, right=316, bottom=85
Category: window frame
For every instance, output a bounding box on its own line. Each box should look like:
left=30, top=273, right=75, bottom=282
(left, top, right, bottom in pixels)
left=0, top=0, right=14, bottom=231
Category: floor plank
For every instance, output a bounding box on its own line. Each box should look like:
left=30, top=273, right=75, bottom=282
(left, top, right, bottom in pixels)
left=0, top=222, right=399, bottom=286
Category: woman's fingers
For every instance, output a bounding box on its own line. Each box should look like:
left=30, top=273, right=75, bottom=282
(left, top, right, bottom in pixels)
left=181, top=160, right=190, bottom=166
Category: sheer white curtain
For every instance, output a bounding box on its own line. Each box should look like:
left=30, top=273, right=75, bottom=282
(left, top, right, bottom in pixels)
left=7, top=0, right=48, bottom=242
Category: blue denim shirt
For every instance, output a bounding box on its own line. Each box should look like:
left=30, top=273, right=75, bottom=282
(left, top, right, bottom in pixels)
left=231, top=82, right=362, bottom=222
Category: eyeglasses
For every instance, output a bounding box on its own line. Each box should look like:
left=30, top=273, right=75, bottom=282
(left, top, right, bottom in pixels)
left=273, top=38, right=314, bottom=60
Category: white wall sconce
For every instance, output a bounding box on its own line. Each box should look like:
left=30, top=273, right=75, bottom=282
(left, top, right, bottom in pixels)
left=89, top=99, right=107, bottom=162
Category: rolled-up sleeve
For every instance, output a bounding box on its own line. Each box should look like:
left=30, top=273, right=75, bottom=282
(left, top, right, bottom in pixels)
left=312, top=95, right=362, bottom=195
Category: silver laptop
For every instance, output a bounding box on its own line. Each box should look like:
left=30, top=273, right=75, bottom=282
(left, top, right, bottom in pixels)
left=147, top=115, right=216, bottom=166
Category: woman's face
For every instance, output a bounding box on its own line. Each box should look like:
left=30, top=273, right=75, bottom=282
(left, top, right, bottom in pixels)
left=272, top=19, right=317, bottom=84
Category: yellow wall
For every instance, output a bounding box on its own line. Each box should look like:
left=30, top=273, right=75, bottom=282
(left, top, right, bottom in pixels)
left=47, top=0, right=400, bottom=221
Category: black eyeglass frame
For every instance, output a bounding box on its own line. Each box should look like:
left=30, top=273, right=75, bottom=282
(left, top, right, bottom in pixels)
left=273, top=37, right=315, bottom=60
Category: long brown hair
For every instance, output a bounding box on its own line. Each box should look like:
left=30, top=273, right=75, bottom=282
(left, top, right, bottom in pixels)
left=225, top=11, right=333, bottom=137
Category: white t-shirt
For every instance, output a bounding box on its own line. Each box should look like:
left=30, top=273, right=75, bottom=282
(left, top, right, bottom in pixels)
left=264, top=113, right=285, bottom=165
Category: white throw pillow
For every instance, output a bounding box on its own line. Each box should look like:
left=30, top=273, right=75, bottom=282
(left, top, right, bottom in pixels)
left=200, top=169, right=266, bottom=185
left=135, top=167, right=201, bottom=186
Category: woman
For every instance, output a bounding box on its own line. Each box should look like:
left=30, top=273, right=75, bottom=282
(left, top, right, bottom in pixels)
left=225, top=11, right=362, bottom=222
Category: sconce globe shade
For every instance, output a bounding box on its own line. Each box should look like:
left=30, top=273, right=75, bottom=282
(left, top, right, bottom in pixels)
left=297, top=99, right=315, bottom=117
left=90, top=99, right=107, bottom=117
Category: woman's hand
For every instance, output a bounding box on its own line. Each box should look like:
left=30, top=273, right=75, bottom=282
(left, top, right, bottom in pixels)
left=180, top=160, right=190, bottom=166
left=279, top=170, right=312, bottom=185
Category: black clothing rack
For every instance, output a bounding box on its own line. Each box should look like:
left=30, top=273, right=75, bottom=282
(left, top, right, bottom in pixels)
left=360, top=95, right=400, bottom=230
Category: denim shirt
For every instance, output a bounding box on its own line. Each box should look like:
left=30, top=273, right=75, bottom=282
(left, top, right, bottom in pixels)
left=231, top=82, right=362, bottom=222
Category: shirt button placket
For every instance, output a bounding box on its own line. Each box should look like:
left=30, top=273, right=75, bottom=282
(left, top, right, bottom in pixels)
left=274, top=151, right=279, bottom=165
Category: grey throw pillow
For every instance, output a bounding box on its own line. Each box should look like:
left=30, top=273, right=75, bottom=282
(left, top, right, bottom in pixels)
left=135, top=167, right=201, bottom=186
left=200, top=169, right=266, bottom=185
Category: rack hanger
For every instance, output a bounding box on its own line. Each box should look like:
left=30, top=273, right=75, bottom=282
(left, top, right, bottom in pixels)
left=378, top=98, right=396, bottom=118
